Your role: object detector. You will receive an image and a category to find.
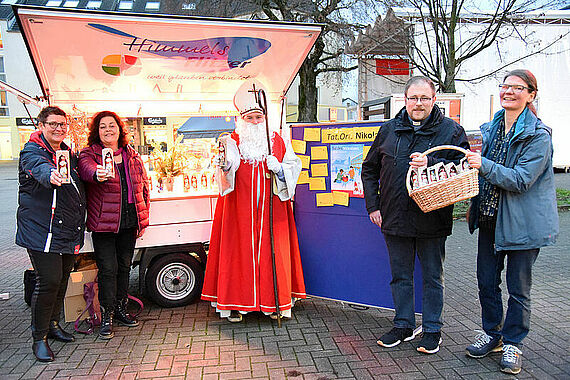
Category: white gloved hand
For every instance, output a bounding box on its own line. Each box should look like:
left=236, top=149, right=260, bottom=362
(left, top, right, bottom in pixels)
left=266, top=155, right=282, bottom=174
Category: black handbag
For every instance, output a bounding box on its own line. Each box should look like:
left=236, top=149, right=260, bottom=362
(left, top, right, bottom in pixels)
left=24, top=269, right=36, bottom=306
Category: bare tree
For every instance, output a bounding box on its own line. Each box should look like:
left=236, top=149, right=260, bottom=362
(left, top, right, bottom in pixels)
left=158, top=0, right=379, bottom=121
left=253, top=0, right=379, bottom=122
left=353, top=0, right=569, bottom=93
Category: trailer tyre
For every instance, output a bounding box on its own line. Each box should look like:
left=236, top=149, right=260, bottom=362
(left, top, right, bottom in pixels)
left=145, top=253, right=204, bottom=308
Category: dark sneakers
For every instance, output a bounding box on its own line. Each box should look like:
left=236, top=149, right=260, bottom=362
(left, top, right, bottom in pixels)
left=376, top=327, right=416, bottom=348
left=500, top=344, right=522, bottom=375
left=466, top=331, right=503, bottom=358
left=416, top=332, right=442, bottom=354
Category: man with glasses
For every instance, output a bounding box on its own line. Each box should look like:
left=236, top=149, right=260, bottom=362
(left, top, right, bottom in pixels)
left=362, top=76, right=469, bottom=354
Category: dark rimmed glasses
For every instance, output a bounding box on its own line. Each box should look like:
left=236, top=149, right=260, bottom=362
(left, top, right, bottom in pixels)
left=498, top=84, right=532, bottom=94
left=44, top=121, right=69, bottom=130
left=406, top=96, right=433, bottom=104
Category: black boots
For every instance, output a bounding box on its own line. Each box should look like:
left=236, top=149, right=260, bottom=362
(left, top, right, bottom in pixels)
left=114, top=298, right=139, bottom=327
left=47, top=320, right=75, bottom=343
left=100, top=300, right=139, bottom=339
left=99, top=306, right=114, bottom=339
left=32, top=337, right=54, bottom=362
left=31, top=321, right=73, bottom=362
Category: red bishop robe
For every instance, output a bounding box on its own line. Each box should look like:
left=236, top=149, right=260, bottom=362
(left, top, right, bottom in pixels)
left=201, top=132, right=306, bottom=314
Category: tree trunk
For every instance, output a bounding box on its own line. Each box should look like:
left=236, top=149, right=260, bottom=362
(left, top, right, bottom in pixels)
left=298, top=60, right=318, bottom=123
left=442, top=0, right=458, bottom=93
left=442, top=68, right=457, bottom=93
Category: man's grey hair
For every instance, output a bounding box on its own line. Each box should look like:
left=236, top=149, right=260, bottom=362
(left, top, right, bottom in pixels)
left=404, top=76, right=436, bottom=96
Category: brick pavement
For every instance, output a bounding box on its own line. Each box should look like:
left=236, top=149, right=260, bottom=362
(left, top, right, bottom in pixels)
left=1, top=161, right=569, bottom=379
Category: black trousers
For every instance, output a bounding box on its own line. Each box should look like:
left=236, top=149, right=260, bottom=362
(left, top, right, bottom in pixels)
left=91, top=228, right=137, bottom=309
left=27, top=249, right=75, bottom=339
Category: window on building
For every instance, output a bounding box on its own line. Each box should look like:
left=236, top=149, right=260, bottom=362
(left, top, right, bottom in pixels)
left=2, top=0, right=19, bottom=5
left=86, top=0, right=101, bottom=8
left=146, top=1, right=160, bottom=11
left=63, top=0, right=79, bottom=7
left=0, top=57, right=8, bottom=116
left=118, top=0, right=133, bottom=10
left=45, top=0, right=63, bottom=6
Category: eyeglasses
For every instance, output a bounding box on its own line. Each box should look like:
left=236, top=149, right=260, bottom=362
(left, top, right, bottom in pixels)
left=406, top=97, right=433, bottom=104
left=44, top=121, right=68, bottom=130
left=498, top=84, right=532, bottom=93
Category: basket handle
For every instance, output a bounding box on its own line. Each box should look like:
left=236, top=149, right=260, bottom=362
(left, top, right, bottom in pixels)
left=405, top=145, right=471, bottom=195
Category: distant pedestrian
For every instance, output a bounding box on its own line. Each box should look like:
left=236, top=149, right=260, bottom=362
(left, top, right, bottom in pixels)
left=465, top=69, right=559, bottom=375
left=16, top=106, right=86, bottom=362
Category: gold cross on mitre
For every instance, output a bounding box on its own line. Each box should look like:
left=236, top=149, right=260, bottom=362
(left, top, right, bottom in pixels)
left=247, top=83, right=260, bottom=104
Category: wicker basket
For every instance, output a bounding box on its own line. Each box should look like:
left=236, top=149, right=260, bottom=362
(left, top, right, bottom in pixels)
left=406, top=145, right=479, bottom=213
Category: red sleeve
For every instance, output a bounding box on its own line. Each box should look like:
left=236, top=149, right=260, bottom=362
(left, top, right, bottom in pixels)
left=271, top=133, right=286, bottom=162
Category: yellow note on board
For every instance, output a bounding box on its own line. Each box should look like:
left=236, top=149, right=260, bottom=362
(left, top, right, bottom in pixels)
left=298, top=155, right=310, bottom=169
left=311, top=163, right=328, bottom=177
left=297, top=170, right=309, bottom=184
left=310, top=146, right=328, bottom=160
left=291, top=139, right=306, bottom=154
left=304, top=128, right=321, bottom=141
left=316, top=192, right=334, bottom=207
left=363, top=145, right=371, bottom=160
left=332, top=191, right=350, bottom=206
left=308, top=177, right=326, bottom=191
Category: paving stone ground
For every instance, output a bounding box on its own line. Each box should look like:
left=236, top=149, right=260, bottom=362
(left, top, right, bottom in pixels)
left=1, top=161, right=568, bottom=380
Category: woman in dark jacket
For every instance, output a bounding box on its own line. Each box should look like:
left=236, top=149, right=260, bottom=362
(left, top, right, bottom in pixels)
left=16, top=106, right=86, bottom=362
left=464, top=70, right=558, bottom=375
left=78, top=111, right=150, bottom=339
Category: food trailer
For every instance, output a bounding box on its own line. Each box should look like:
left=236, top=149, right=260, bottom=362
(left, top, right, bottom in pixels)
left=13, top=6, right=424, bottom=316
left=13, top=5, right=322, bottom=307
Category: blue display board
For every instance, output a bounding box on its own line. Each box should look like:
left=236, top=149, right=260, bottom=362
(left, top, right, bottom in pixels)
left=291, top=122, right=422, bottom=311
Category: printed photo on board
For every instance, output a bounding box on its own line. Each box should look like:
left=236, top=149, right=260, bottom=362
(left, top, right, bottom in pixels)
left=419, top=166, right=429, bottom=187
left=428, top=166, right=438, bottom=183
left=102, top=148, right=115, bottom=178
left=330, top=144, right=365, bottom=198
left=436, top=163, right=448, bottom=181
left=56, top=150, right=71, bottom=184
left=446, top=162, right=458, bottom=177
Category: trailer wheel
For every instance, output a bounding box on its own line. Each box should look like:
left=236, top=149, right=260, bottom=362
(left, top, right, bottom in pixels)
left=145, top=253, right=203, bottom=307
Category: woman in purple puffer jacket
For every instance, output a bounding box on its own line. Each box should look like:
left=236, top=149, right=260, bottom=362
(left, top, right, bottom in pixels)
left=78, top=111, right=149, bottom=340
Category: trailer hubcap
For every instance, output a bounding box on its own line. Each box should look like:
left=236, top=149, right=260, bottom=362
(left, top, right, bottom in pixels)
left=155, top=263, right=195, bottom=301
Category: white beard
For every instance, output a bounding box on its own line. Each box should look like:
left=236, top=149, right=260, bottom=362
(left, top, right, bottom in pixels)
left=235, top=118, right=270, bottom=164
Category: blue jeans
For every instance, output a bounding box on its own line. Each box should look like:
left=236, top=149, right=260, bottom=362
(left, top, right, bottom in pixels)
left=383, top=235, right=446, bottom=333
left=477, top=228, right=539, bottom=346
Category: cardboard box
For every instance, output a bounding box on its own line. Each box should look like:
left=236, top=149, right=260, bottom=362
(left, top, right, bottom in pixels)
left=63, top=268, right=97, bottom=322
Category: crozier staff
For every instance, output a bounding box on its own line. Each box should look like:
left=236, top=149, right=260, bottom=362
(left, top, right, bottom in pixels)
left=201, top=79, right=306, bottom=323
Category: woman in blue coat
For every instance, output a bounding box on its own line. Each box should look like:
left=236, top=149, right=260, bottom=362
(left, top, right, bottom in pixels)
left=16, top=106, right=86, bottom=362
left=464, top=70, right=558, bottom=375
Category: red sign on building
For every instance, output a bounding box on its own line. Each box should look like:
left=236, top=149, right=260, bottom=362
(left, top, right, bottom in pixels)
left=375, top=59, right=410, bottom=75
